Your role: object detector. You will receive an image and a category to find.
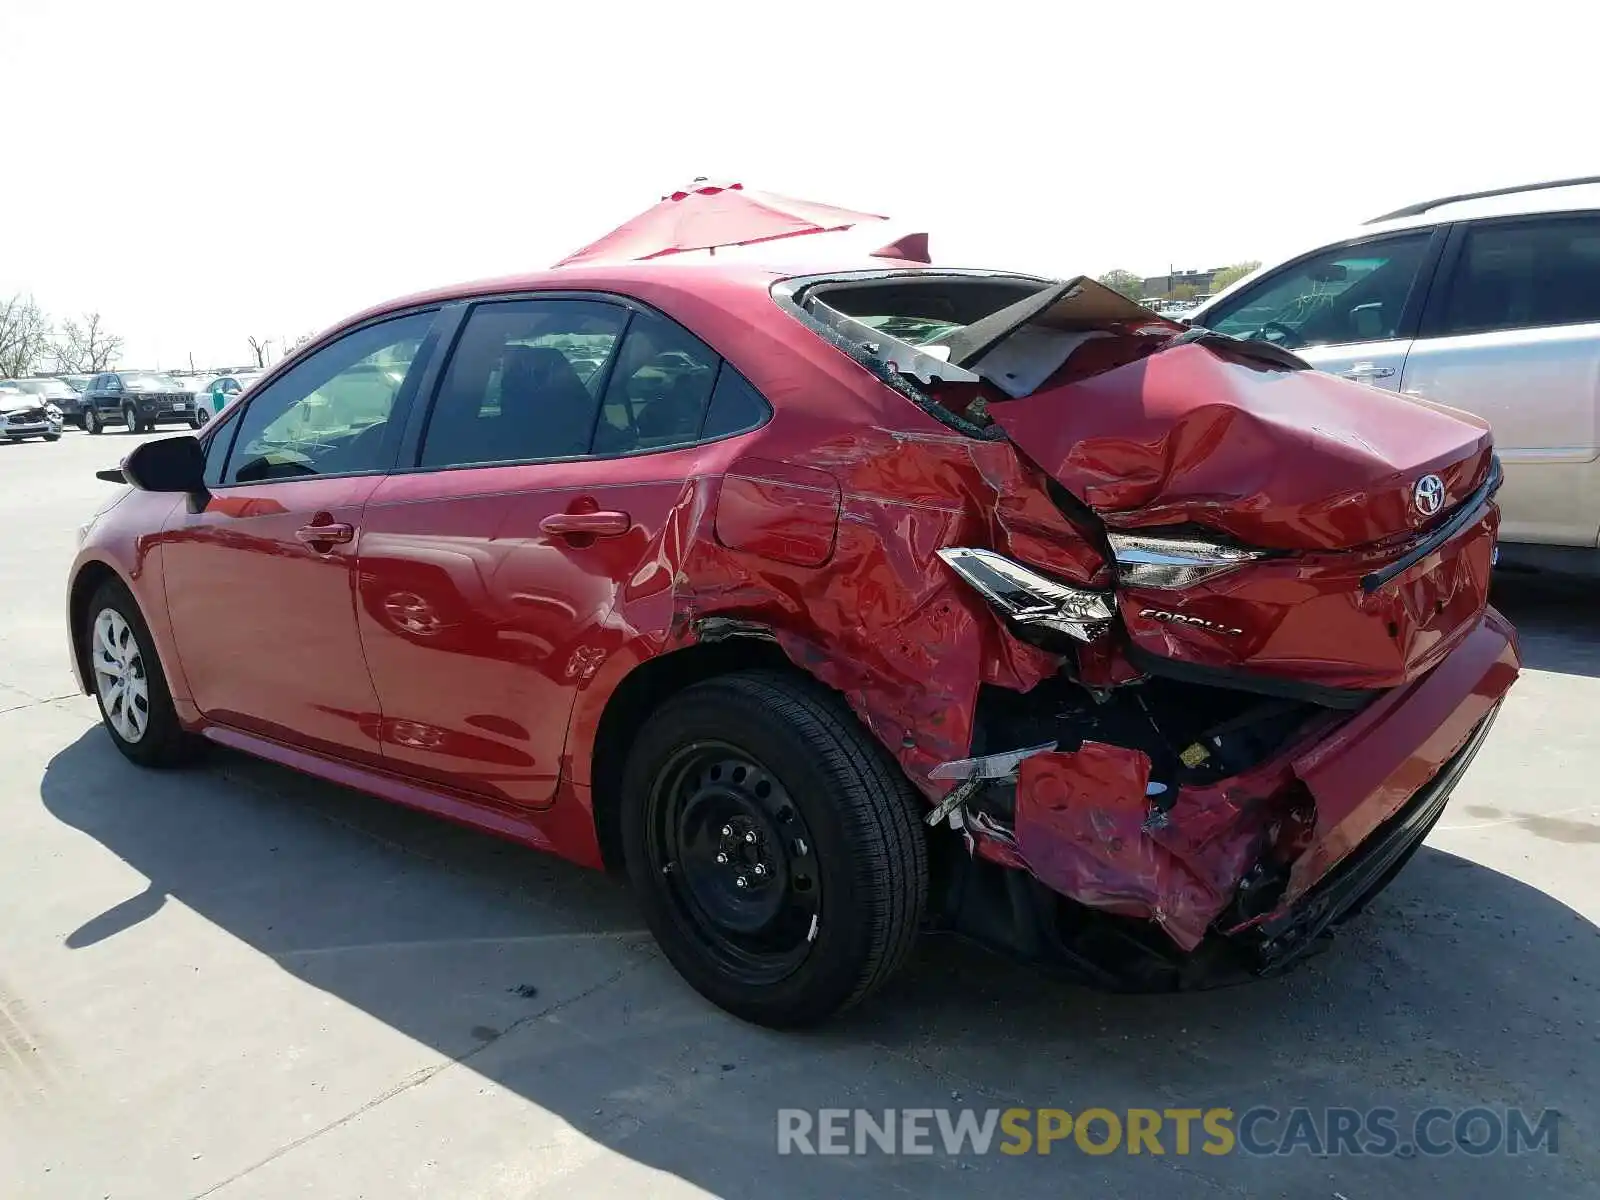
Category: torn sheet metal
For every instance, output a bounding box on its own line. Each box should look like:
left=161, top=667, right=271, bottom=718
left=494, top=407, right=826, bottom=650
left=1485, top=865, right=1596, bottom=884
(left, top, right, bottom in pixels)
left=1013, top=743, right=1228, bottom=950
left=928, top=741, right=1058, bottom=782
left=992, top=341, right=1495, bottom=551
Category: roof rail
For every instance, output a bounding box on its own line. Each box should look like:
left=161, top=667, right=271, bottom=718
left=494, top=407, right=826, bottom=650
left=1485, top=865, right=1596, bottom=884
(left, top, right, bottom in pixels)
left=1365, top=175, right=1600, bottom=225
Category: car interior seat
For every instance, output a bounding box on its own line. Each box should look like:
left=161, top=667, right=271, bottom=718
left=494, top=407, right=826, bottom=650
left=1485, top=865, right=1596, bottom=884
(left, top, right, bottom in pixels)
left=496, top=346, right=597, bottom=459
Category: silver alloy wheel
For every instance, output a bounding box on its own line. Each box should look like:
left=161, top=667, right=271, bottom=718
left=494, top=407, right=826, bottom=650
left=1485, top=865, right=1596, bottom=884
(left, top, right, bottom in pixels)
left=92, top=607, right=150, bottom=743
left=123, top=406, right=138, bottom=433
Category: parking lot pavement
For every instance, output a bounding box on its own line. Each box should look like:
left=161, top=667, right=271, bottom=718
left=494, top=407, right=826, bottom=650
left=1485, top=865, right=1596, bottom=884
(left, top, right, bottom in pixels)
left=1, top=429, right=1596, bottom=1198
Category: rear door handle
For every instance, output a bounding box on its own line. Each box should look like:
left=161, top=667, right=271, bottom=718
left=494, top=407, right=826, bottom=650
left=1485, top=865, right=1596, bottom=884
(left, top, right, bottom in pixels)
left=296, top=521, right=355, bottom=546
left=540, top=511, right=631, bottom=538
left=1341, top=362, right=1395, bottom=380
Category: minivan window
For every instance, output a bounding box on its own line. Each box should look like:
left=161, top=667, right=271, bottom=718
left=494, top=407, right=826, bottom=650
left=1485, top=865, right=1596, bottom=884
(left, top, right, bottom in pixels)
left=1434, top=216, right=1600, bottom=336
left=1202, top=233, right=1432, bottom=349
left=419, top=299, right=628, bottom=468
left=222, top=310, right=434, bottom=484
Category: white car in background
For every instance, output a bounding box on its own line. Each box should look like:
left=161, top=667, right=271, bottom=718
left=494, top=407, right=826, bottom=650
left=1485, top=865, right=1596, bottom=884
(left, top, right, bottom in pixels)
left=197, top=371, right=265, bottom=416
left=0, top=382, right=64, bottom=442
left=1188, top=175, right=1600, bottom=576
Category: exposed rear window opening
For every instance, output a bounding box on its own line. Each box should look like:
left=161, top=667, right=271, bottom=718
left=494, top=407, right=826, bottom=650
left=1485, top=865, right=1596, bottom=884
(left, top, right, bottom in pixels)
left=776, top=271, right=1310, bottom=436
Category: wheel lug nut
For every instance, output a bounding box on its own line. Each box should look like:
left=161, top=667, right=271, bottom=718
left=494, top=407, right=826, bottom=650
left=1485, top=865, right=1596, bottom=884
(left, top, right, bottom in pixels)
left=736, top=875, right=749, bottom=889
left=715, top=852, right=729, bottom=864
left=744, top=831, right=757, bottom=844
left=753, top=864, right=767, bottom=877
left=721, top=825, right=733, bottom=837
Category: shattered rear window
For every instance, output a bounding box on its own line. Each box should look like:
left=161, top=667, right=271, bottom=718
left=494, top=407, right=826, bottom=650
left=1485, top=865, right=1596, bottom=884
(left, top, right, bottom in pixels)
left=855, top=315, right=963, bottom=345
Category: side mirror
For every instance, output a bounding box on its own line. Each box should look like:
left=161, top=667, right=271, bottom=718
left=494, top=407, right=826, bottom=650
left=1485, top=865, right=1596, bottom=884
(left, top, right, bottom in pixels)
left=121, top=435, right=207, bottom=494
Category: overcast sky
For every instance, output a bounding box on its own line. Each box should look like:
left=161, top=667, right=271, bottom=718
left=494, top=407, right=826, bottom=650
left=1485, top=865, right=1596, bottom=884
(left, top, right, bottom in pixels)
left=3, top=0, right=1592, bottom=369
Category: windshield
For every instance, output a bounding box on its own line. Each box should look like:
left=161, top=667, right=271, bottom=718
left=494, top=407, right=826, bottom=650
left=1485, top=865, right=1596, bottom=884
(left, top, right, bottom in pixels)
left=1200, top=235, right=1432, bottom=349
left=122, top=373, right=186, bottom=391
left=20, top=379, right=76, bottom=398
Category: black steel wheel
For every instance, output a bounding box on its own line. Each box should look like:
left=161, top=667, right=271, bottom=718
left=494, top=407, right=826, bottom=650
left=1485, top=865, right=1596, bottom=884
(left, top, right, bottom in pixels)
left=621, top=670, right=927, bottom=1027
left=647, top=744, right=824, bottom=987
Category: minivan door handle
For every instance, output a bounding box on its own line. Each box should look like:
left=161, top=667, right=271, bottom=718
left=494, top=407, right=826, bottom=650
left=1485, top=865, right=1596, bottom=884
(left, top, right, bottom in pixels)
left=540, top=511, right=631, bottom=538
left=1341, top=362, right=1395, bottom=381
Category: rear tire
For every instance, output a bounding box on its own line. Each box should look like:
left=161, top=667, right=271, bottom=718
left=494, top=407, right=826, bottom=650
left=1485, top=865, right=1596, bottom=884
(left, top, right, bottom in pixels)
left=85, top=579, right=202, bottom=768
left=621, top=670, right=927, bottom=1027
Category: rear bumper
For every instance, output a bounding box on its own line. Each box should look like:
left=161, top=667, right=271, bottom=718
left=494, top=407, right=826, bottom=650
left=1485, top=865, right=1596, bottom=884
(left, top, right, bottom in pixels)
left=1276, top=605, right=1519, bottom=904
left=1246, top=701, right=1500, bottom=973
left=2, top=421, right=58, bottom=437
left=1006, top=607, right=1518, bottom=970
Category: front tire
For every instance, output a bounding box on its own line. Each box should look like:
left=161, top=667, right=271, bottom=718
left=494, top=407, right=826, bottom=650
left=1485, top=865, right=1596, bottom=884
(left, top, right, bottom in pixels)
left=122, top=405, right=139, bottom=434
left=85, top=579, right=201, bottom=768
left=85, top=408, right=103, bottom=434
left=621, top=671, right=927, bottom=1027
left=45, top=433, right=60, bottom=442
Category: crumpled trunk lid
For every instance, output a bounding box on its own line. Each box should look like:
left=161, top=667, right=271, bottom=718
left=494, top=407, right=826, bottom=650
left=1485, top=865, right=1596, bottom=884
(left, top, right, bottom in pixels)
left=937, top=274, right=1496, bottom=550
left=987, top=337, right=1494, bottom=552
left=944, top=276, right=1501, bottom=694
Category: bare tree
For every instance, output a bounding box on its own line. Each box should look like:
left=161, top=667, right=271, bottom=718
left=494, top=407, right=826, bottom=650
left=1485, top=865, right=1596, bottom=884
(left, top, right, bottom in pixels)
left=286, top=332, right=315, bottom=356
left=54, top=312, right=124, bottom=374
left=0, top=294, right=53, bottom=378
left=246, top=335, right=271, bottom=367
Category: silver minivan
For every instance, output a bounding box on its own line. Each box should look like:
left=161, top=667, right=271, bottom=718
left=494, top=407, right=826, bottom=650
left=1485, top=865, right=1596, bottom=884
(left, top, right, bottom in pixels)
left=1189, top=176, right=1600, bottom=574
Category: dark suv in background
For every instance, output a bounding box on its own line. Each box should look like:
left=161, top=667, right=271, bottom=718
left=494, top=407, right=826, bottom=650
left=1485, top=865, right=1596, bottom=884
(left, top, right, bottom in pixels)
left=79, top=372, right=203, bottom=433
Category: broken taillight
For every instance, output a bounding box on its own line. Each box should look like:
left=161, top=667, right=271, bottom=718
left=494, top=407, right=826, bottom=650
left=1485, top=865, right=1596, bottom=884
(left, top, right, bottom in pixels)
left=936, top=547, right=1114, bottom=642
left=1106, top=532, right=1265, bottom=590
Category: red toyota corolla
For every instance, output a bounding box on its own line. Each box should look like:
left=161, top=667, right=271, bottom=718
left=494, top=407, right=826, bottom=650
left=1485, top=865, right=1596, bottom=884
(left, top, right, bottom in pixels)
left=68, top=262, right=1519, bottom=1025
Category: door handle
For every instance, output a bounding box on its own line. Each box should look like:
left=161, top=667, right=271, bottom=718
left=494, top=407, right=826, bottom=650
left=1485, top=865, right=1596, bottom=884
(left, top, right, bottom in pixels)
left=1341, top=362, right=1395, bottom=380
left=296, top=521, right=355, bottom=546
left=540, top=511, right=631, bottom=538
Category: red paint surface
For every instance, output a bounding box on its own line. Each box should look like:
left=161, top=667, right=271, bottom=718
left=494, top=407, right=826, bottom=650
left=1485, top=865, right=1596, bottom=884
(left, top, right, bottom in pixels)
left=553, top=181, right=887, bottom=267
left=715, top=457, right=841, bottom=567
left=1118, top=505, right=1499, bottom=690
left=993, top=342, right=1494, bottom=550
left=1282, top=606, right=1520, bottom=902
left=68, top=256, right=1521, bottom=959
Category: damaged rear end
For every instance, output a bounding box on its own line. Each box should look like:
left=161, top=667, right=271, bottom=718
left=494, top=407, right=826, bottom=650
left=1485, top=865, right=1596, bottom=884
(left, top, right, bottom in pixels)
left=775, top=270, right=1519, bottom=987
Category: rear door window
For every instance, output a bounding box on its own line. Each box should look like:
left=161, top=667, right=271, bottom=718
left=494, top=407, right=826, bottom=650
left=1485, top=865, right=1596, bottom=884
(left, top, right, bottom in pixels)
left=1430, top=215, right=1600, bottom=336
left=417, top=299, right=628, bottom=468
left=417, top=299, right=768, bottom=468
left=1202, top=232, right=1434, bottom=349
left=591, top=309, right=720, bottom=455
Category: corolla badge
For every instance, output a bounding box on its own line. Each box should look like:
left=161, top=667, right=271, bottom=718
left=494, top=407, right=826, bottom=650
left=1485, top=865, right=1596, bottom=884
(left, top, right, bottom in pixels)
left=1414, top=474, right=1446, bottom=517
left=1139, top=609, right=1243, bottom=637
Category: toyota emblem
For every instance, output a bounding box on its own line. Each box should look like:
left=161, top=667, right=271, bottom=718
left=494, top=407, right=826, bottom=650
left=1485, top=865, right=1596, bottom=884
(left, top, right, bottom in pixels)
left=1414, top=474, right=1445, bottom=517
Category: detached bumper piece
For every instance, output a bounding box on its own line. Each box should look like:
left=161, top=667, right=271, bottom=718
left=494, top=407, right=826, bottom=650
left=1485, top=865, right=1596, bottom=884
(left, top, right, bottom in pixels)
left=1243, top=704, right=1500, bottom=974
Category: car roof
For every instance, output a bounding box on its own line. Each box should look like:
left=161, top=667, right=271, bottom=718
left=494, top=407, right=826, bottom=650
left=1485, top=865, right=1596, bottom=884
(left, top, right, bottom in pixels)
left=347, top=260, right=798, bottom=325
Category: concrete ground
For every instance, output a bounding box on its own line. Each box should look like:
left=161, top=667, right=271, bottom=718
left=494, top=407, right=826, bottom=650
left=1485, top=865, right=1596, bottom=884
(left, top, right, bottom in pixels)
left=1, top=428, right=1596, bottom=1199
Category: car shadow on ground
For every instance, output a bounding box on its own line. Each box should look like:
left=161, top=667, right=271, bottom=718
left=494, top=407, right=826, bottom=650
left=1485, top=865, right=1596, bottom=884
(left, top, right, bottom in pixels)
left=38, top=727, right=1600, bottom=1197
left=1492, top=575, right=1600, bottom=678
